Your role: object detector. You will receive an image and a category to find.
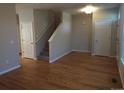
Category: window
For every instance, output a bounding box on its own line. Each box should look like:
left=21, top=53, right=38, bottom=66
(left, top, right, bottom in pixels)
left=121, top=25, right=124, bottom=65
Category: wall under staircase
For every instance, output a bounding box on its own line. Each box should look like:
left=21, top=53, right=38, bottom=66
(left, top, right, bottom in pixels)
left=49, top=12, right=72, bottom=63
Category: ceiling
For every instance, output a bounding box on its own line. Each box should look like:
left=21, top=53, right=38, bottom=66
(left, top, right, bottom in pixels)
left=16, top=3, right=120, bottom=14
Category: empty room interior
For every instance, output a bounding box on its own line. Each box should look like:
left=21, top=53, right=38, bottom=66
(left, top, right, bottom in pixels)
left=0, top=3, right=124, bottom=90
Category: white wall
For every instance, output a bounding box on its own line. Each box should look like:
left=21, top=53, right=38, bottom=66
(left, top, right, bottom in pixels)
left=71, top=13, right=92, bottom=52
left=49, top=12, right=72, bottom=63
left=118, top=4, right=124, bottom=88
left=0, top=4, right=20, bottom=74
left=92, top=8, right=119, bottom=56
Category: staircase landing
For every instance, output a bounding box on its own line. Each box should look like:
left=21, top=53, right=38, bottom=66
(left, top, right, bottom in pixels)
left=38, top=55, right=49, bottom=62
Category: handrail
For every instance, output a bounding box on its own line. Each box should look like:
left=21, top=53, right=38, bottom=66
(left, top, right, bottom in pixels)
left=35, top=19, right=55, bottom=43
left=48, top=22, right=62, bottom=42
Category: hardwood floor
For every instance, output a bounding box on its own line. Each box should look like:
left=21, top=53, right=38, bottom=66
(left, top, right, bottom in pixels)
left=0, top=52, right=122, bottom=89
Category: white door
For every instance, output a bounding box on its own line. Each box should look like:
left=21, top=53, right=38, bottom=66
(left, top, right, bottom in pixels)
left=94, top=19, right=111, bottom=56
left=20, top=22, right=35, bottom=59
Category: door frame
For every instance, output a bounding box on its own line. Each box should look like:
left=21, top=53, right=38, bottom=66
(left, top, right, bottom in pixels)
left=92, top=18, right=112, bottom=56
left=116, top=19, right=120, bottom=61
left=19, top=22, right=37, bottom=60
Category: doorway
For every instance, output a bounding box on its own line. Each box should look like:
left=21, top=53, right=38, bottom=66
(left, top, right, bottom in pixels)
left=93, top=19, right=112, bottom=56
left=19, top=22, right=36, bottom=60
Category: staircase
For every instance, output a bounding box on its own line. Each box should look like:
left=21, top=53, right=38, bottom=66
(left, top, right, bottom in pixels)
left=38, top=12, right=62, bottom=62
left=38, top=42, right=49, bottom=61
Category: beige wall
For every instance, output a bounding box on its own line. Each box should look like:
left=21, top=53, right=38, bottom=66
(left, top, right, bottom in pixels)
left=71, top=13, right=92, bottom=52
left=0, top=4, right=20, bottom=74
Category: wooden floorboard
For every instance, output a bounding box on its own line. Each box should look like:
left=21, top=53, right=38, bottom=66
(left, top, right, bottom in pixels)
left=0, top=52, right=122, bottom=89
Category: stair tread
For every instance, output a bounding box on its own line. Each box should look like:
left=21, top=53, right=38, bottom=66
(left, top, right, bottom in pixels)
left=41, top=51, right=49, bottom=56
left=38, top=55, right=49, bottom=62
left=39, top=55, right=49, bottom=58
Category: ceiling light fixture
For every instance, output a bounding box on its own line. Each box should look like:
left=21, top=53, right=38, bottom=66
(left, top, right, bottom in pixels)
left=79, top=5, right=97, bottom=14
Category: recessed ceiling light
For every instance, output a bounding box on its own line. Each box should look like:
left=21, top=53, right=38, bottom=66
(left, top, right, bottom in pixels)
left=79, top=5, right=97, bottom=14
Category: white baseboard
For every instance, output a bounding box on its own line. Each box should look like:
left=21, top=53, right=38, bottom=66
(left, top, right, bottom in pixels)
left=0, top=65, right=21, bottom=75
left=49, top=50, right=91, bottom=63
left=49, top=51, right=71, bottom=63
left=91, top=54, right=116, bottom=58
left=72, top=50, right=91, bottom=53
